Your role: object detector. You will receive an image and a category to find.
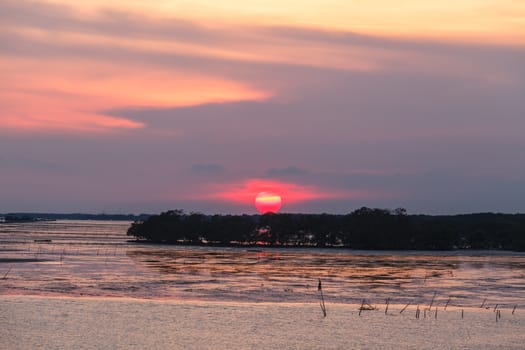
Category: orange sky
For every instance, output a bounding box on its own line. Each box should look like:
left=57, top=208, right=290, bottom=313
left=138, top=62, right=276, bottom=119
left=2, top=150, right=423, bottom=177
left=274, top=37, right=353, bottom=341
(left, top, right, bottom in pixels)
left=2, top=0, right=523, bottom=133
left=48, top=0, right=525, bottom=43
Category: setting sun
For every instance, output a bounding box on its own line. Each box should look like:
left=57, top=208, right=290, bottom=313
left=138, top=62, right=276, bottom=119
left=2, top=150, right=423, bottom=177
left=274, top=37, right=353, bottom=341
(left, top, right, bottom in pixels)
left=254, top=192, right=282, bottom=214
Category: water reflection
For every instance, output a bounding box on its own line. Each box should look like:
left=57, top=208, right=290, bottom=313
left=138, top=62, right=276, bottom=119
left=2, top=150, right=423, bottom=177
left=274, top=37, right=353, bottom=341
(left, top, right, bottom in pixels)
left=126, top=246, right=525, bottom=306
left=1, top=221, right=524, bottom=308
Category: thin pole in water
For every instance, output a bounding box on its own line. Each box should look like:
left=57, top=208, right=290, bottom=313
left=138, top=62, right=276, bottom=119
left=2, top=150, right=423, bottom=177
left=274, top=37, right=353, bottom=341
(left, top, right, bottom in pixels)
left=444, top=296, right=451, bottom=310
left=318, top=278, right=326, bottom=317
left=429, top=291, right=436, bottom=310
left=2, top=266, right=12, bottom=280
left=400, top=303, right=410, bottom=314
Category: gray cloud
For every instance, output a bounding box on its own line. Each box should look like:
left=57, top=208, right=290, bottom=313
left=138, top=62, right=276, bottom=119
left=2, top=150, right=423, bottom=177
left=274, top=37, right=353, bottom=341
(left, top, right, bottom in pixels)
left=0, top=154, right=70, bottom=174
left=0, top=0, right=230, bottom=44
left=191, top=163, right=225, bottom=174
left=266, top=166, right=309, bottom=177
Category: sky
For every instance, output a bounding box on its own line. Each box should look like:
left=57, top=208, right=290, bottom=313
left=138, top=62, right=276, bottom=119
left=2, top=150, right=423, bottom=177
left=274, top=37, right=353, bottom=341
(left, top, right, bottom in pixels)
left=1, top=0, right=524, bottom=215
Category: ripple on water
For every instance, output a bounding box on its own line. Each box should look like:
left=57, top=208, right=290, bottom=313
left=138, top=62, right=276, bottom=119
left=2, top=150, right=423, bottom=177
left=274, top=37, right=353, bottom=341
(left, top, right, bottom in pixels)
left=1, top=221, right=525, bottom=308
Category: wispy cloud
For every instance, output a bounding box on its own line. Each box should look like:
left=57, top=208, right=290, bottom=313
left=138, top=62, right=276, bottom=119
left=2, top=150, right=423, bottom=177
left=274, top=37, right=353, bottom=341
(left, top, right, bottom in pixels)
left=266, top=166, right=308, bottom=178
left=191, top=163, right=225, bottom=174
left=2, top=0, right=523, bottom=133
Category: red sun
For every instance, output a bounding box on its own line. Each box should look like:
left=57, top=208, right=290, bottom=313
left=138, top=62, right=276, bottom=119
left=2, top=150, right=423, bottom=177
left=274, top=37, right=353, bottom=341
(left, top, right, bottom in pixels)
left=255, top=192, right=282, bottom=214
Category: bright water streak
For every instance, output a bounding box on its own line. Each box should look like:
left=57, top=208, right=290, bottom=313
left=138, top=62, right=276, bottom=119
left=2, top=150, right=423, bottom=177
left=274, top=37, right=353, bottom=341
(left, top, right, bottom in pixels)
left=1, top=220, right=524, bottom=308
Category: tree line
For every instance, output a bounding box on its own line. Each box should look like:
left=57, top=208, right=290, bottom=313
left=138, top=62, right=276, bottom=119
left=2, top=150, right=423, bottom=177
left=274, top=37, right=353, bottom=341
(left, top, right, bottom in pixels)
left=126, top=208, right=525, bottom=251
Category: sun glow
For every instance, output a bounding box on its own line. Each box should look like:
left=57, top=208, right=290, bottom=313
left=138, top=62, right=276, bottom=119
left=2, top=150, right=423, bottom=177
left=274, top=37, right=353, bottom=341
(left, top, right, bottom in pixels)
left=254, top=192, right=282, bottom=214
left=199, top=178, right=386, bottom=213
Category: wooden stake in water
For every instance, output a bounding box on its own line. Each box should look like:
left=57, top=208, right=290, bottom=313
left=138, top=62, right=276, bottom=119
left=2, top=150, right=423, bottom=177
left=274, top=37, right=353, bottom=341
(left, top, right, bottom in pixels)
left=416, top=305, right=420, bottom=319
left=512, top=305, right=517, bottom=315
left=480, top=298, right=487, bottom=308
left=318, top=278, right=327, bottom=317
left=359, top=299, right=365, bottom=316
left=400, top=303, right=410, bottom=314
left=2, top=266, right=12, bottom=280
left=444, top=297, right=451, bottom=310
left=461, top=309, right=464, bottom=319
left=429, top=291, right=437, bottom=310
left=385, top=298, right=390, bottom=315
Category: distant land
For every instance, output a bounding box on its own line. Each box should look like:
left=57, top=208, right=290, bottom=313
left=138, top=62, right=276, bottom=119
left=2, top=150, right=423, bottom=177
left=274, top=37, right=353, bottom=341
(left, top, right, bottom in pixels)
left=0, top=213, right=151, bottom=222
left=3, top=209, right=525, bottom=251
left=127, top=208, right=525, bottom=251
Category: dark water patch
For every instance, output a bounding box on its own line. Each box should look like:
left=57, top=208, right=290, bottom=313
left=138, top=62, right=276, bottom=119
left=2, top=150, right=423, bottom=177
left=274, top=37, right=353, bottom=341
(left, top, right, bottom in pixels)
left=0, top=248, right=24, bottom=252
left=42, top=283, right=78, bottom=292
left=0, top=258, right=49, bottom=263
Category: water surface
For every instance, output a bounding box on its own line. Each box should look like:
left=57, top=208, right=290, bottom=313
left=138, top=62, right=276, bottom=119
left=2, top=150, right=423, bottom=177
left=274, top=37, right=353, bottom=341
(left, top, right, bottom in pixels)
left=1, top=220, right=524, bottom=308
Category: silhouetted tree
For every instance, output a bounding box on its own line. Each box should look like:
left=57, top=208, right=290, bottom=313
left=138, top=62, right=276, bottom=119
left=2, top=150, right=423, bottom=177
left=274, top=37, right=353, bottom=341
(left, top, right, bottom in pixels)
left=126, top=209, right=525, bottom=251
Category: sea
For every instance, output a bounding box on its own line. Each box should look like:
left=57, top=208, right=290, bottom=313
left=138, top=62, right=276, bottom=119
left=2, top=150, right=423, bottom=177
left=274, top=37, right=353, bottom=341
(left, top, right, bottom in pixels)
left=1, top=220, right=525, bottom=349
left=1, top=220, right=524, bottom=307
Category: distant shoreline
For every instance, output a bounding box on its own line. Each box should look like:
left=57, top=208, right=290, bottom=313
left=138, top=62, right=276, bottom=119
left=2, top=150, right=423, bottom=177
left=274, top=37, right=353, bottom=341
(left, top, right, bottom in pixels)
left=0, top=213, right=151, bottom=222
left=126, top=239, right=525, bottom=254
left=127, top=239, right=525, bottom=252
